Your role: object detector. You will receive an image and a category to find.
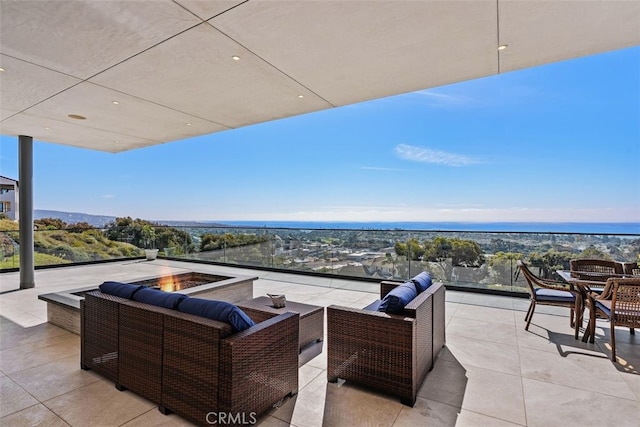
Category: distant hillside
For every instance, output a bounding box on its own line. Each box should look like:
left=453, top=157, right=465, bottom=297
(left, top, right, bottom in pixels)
left=35, top=210, right=116, bottom=227
left=34, top=210, right=229, bottom=229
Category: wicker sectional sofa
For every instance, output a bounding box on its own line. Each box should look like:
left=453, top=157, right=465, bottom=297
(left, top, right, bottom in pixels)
left=326, top=278, right=445, bottom=406
left=81, top=290, right=299, bottom=426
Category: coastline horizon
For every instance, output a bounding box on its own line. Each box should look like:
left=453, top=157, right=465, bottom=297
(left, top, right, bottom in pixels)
left=210, top=220, right=640, bottom=234
left=29, top=210, right=640, bottom=234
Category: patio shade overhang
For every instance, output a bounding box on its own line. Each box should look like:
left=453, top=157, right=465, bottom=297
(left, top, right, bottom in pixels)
left=1, top=0, right=639, bottom=153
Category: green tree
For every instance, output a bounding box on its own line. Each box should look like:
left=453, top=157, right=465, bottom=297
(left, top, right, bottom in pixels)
left=35, top=217, right=67, bottom=230
left=200, top=232, right=268, bottom=252
left=394, top=238, right=424, bottom=261
left=528, top=249, right=576, bottom=279
left=104, top=217, right=144, bottom=246
left=578, top=246, right=611, bottom=260
left=484, top=238, right=525, bottom=253
left=488, top=252, right=523, bottom=285
left=384, top=252, right=403, bottom=278
left=424, top=237, right=484, bottom=281
left=103, top=217, right=193, bottom=253
left=67, top=222, right=93, bottom=232
left=141, top=224, right=156, bottom=249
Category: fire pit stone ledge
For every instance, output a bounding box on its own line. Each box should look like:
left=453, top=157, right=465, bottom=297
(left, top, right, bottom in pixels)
left=38, top=271, right=257, bottom=335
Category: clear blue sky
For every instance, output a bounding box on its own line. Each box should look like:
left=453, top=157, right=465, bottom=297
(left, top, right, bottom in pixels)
left=1, top=46, right=639, bottom=224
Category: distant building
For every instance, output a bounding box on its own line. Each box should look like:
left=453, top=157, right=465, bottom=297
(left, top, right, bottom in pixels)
left=346, top=251, right=386, bottom=262
left=0, top=176, right=18, bottom=221
left=336, top=263, right=368, bottom=277
left=366, top=257, right=395, bottom=278
left=346, top=252, right=367, bottom=262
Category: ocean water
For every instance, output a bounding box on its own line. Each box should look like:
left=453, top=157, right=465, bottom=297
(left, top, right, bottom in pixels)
left=215, top=221, right=640, bottom=234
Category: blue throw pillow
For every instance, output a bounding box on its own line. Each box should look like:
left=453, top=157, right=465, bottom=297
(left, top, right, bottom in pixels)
left=99, top=281, right=144, bottom=299
left=411, top=272, right=433, bottom=294
left=178, top=298, right=256, bottom=333
left=363, top=300, right=382, bottom=311
left=378, top=281, right=417, bottom=314
left=132, top=287, right=188, bottom=310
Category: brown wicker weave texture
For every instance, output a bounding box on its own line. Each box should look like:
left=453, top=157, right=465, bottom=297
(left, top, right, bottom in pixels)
left=160, top=310, right=231, bottom=423
left=236, top=296, right=324, bottom=351
left=327, top=280, right=445, bottom=407
left=81, top=292, right=126, bottom=382
left=425, top=283, right=446, bottom=356
left=81, top=291, right=300, bottom=426
left=118, top=300, right=175, bottom=403
left=589, top=277, right=640, bottom=361
left=570, top=259, right=625, bottom=283
left=622, top=262, right=640, bottom=276
left=519, top=261, right=580, bottom=337
left=162, top=310, right=299, bottom=425
left=219, top=313, right=299, bottom=416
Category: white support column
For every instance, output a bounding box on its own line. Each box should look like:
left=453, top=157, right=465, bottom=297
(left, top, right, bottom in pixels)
left=19, top=135, right=35, bottom=289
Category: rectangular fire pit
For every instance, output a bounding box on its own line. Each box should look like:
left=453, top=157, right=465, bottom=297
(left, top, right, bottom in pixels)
left=39, top=271, right=257, bottom=335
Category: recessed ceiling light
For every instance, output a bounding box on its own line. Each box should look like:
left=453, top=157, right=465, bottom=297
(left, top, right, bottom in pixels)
left=186, top=123, right=192, bottom=126
left=232, top=55, right=240, bottom=61
left=498, top=44, right=508, bottom=51
left=298, top=94, right=304, bottom=99
left=112, top=101, right=119, bottom=105
left=68, top=114, right=86, bottom=120
left=0, top=67, right=5, bottom=72
left=44, top=127, right=50, bottom=130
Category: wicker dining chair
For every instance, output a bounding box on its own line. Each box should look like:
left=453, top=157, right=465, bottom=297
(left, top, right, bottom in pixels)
left=622, top=262, right=640, bottom=276
left=586, top=277, right=640, bottom=361
left=517, top=260, right=580, bottom=333
left=569, top=258, right=624, bottom=282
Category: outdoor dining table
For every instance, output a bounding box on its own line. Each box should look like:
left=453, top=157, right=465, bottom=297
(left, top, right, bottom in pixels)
left=556, top=270, right=627, bottom=343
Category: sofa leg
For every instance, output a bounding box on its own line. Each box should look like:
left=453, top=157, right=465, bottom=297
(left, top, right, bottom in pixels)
left=327, top=376, right=338, bottom=383
left=80, top=363, right=90, bottom=371
left=158, top=406, right=172, bottom=415
left=115, top=384, right=127, bottom=392
left=401, top=397, right=416, bottom=407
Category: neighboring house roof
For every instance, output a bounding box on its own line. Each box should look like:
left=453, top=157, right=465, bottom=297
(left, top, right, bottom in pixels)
left=0, top=176, right=18, bottom=186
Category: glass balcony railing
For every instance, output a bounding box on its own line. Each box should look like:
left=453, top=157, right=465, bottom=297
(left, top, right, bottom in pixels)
left=1, top=224, right=638, bottom=295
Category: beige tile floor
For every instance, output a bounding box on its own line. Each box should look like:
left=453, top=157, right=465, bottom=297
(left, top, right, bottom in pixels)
left=1, top=260, right=638, bottom=426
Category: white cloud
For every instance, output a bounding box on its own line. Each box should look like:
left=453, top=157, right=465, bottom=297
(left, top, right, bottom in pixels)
left=413, top=90, right=474, bottom=106
left=394, top=144, right=479, bottom=167
left=101, top=194, right=115, bottom=199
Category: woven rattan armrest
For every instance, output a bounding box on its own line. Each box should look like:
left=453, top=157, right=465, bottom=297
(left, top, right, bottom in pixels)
left=422, top=282, right=446, bottom=355
left=404, top=287, right=434, bottom=312
left=380, top=280, right=404, bottom=299
left=219, top=312, right=299, bottom=415
left=81, top=291, right=130, bottom=382
left=540, top=277, right=576, bottom=292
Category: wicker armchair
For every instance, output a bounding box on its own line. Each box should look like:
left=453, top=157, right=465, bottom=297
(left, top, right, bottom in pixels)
left=586, top=277, right=640, bottom=361
left=518, top=261, right=580, bottom=335
left=326, top=280, right=445, bottom=407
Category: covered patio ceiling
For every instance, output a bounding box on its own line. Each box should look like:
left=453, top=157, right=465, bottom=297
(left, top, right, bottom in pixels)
left=1, top=0, right=639, bottom=153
